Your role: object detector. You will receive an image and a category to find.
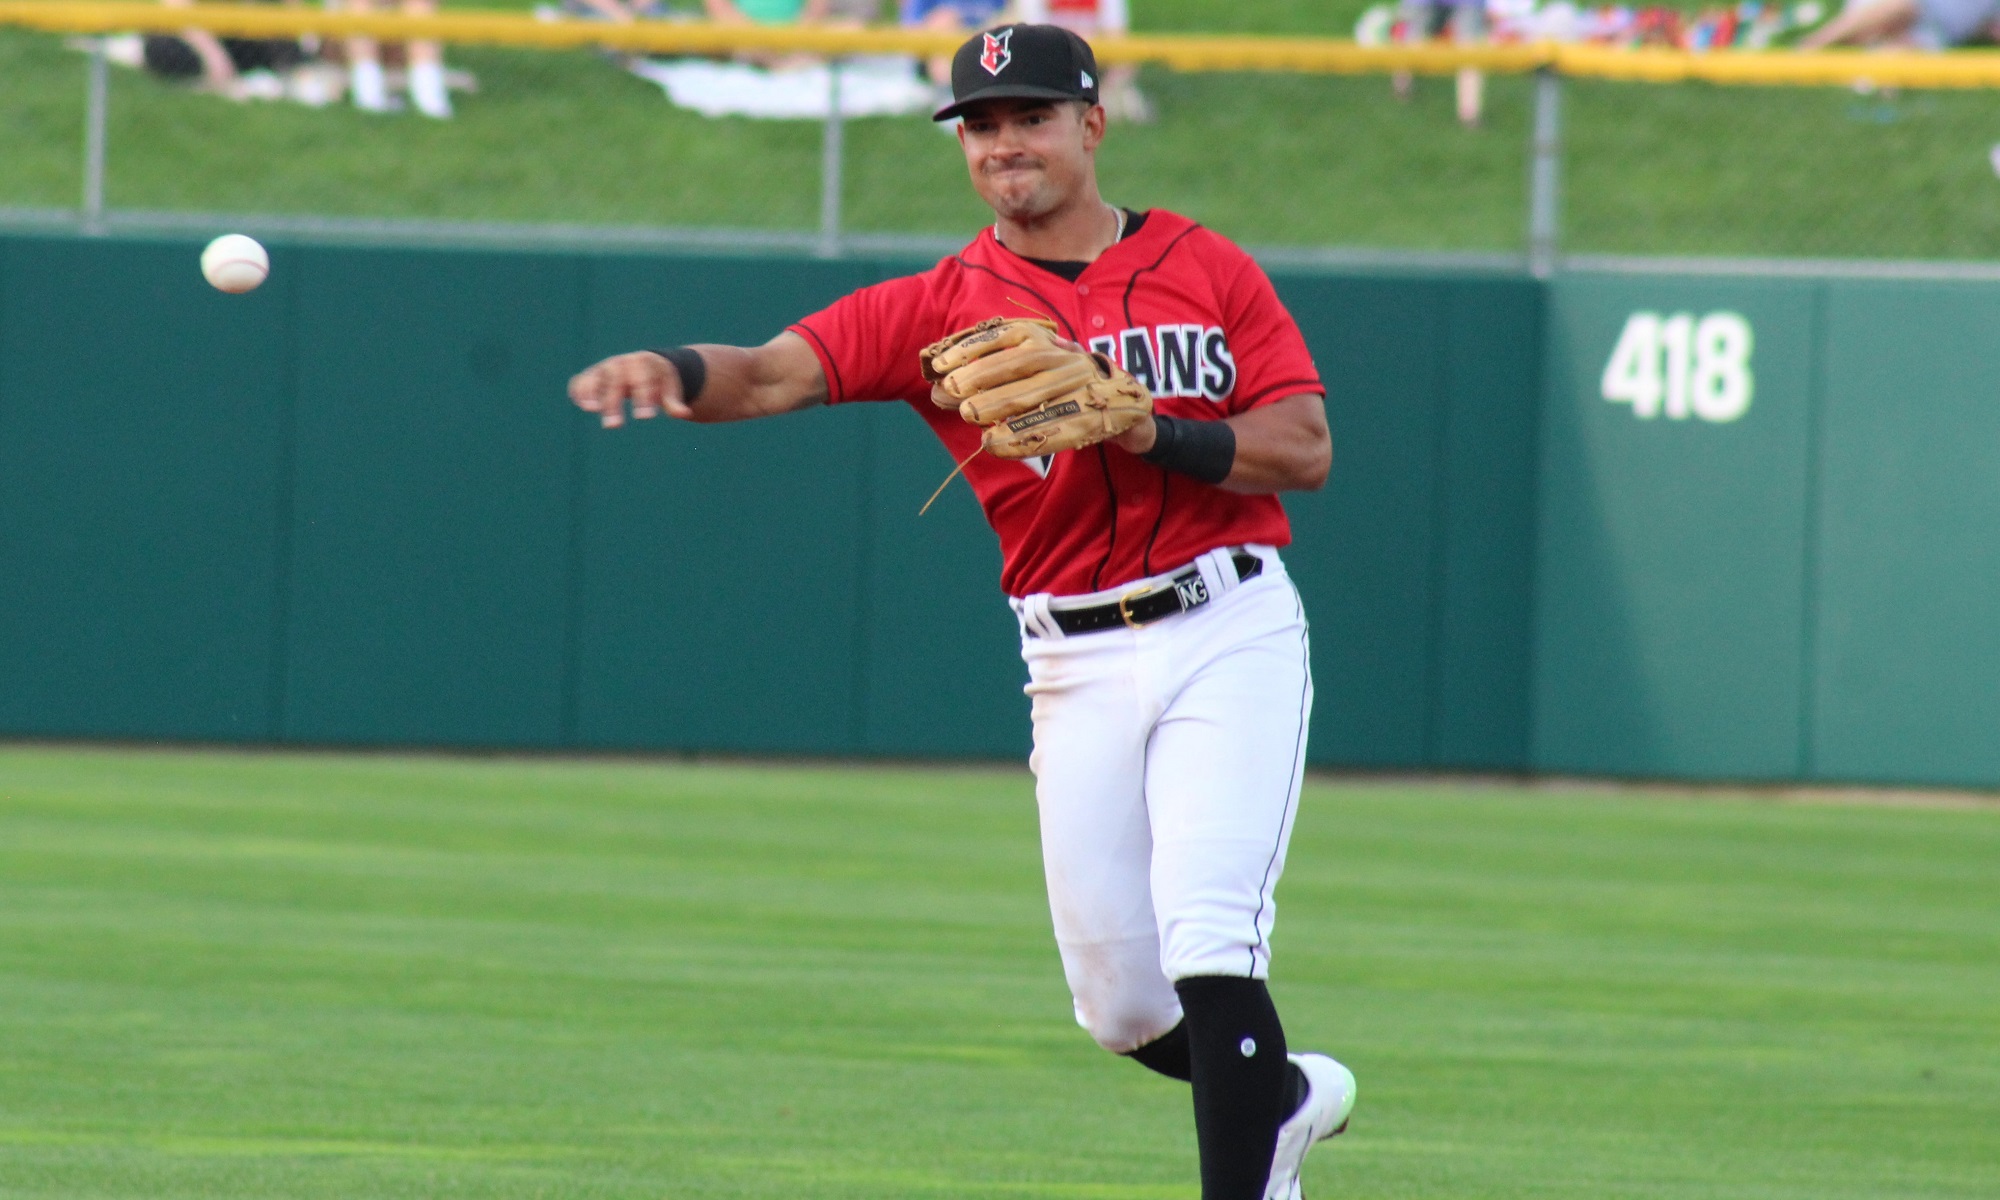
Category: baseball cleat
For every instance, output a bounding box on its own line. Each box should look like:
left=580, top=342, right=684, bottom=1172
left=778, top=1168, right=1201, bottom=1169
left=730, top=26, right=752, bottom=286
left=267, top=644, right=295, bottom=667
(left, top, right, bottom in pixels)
left=1263, top=1052, right=1356, bottom=1200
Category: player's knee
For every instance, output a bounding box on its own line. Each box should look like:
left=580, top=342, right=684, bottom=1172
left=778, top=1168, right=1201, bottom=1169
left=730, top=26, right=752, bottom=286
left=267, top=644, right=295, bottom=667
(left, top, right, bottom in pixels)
left=1059, top=938, right=1183, bottom=1053
left=1070, top=974, right=1182, bottom=1053
left=1074, top=992, right=1182, bottom=1054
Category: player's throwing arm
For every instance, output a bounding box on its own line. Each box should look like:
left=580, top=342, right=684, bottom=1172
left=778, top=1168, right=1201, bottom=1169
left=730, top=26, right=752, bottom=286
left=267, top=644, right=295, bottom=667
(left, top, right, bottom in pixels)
left=569, top=24, right=1350, bottom=1200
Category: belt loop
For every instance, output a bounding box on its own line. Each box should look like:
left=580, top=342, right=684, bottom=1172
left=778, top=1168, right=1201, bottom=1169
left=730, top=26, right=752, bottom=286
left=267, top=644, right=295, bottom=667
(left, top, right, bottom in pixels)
left=1024, top=593, right=1063, bottom=640
left=1197, top=547, right=1233, bottom=601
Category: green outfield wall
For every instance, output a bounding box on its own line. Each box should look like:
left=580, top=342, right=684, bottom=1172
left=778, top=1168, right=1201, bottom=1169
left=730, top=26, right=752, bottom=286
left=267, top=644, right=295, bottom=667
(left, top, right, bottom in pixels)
left=1537, top=271, right=2000, bottom=789
left=0, top=231, right=1991, bottom=788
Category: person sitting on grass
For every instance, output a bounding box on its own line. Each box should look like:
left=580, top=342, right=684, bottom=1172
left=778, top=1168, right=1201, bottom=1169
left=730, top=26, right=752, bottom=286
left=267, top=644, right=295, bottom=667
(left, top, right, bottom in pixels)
left=143, top=0, right=308, bottom=95
left=338, top=0, right=454, bottom=118
left=1391, top=0, right=1486, bottom=129
left=1800, top=0, right=2000, bottom=46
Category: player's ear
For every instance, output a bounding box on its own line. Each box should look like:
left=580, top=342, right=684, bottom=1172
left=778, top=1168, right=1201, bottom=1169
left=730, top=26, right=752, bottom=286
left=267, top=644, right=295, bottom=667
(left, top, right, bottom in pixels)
left=1079, top=102, right=1106, bottom=151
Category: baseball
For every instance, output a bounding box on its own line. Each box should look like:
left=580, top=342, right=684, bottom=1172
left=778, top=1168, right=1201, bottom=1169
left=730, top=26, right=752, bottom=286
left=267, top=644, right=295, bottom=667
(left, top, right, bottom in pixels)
left=200, top=234, right=269, bottom=294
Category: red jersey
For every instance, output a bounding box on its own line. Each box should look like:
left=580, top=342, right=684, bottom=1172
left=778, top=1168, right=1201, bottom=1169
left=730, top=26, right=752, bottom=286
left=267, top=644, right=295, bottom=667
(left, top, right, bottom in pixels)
left=790, top=209, right=1323, bottom=597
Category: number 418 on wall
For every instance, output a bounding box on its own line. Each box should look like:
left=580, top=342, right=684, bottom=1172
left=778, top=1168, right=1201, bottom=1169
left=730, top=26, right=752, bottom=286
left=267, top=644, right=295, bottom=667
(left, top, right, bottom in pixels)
left=1600, top=311, right=1754, bottom=423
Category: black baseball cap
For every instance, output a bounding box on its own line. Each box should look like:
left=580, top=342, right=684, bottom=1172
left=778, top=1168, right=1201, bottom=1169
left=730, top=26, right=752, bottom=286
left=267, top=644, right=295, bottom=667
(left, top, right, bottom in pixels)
left=933, top=24, right=1101, bottom=122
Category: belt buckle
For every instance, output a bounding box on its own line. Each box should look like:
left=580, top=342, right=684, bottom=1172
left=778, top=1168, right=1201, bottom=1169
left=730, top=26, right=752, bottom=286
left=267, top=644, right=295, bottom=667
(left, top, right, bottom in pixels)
left=1116, top=585, right=1156, bottom=630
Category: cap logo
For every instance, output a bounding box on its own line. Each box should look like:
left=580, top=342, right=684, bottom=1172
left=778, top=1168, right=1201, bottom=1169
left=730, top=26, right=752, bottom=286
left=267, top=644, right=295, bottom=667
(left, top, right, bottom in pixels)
left=1081, top=70, right=1094, bottom=88
left=979, top=28, right=1014, bottom=75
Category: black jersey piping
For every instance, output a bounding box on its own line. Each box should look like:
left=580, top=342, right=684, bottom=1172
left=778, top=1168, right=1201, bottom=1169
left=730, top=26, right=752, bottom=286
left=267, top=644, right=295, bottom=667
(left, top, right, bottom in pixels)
left=1118, top=223, right=1203, bottom=328
left=951, top=258, right=1079, bottom=340
left=792, top=321, right=846, bottom=403
left=1090, top=443, right=1119, bottom=592
left=1141, top=471, right=1171, bottom=577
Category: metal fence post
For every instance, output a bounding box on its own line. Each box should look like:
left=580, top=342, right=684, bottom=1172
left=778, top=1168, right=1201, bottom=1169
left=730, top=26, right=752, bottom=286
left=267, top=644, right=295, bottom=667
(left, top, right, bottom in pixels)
left=818, top=59, right=844, bottom=259
left=83, top=36, right=109, bottom=233
left=1527, top=67, right=1562, bottom=278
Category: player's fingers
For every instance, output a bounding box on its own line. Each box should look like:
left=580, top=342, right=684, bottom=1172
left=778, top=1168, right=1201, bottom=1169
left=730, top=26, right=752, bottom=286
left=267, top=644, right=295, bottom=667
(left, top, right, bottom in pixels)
left=568, top=367, right=606, bottom=412
left=598, top=363, right=628, bottom=428
left=629, top=354, right=668, bottom=420
left=574, top=360, right=630, bottom=418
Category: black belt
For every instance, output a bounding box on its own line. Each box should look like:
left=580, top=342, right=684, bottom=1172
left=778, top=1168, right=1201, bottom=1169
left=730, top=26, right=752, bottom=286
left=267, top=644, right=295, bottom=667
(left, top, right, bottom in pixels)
left=1045, top=552, right=1264, bottom=636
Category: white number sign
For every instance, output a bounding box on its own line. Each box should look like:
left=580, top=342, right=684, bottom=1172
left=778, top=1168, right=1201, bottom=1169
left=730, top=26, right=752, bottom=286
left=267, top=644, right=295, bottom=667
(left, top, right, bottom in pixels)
left=1601, top=311, right=1754, bottom=423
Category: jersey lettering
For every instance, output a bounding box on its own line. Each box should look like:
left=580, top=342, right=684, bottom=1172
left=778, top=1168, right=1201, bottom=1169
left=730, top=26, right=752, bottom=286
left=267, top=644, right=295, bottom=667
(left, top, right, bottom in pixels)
left=1120, top=329, right=1158, bottom=394
left=1157, top=324, right=1204, bottom=398
left=1112, top=325, right=1234, bottom=401
left=1201, top=328, right=1237, bottom=399
left=1087, top=335, right=1117, bottom=360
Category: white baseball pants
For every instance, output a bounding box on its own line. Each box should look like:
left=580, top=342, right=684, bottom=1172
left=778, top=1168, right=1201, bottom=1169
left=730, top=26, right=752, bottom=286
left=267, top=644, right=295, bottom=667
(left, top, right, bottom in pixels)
left=1010, top=547, right=1313, bottom=1054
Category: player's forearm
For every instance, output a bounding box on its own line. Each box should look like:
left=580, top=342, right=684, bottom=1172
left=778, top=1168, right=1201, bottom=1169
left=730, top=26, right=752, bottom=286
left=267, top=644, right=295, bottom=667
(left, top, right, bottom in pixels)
left=678, top=343, right=826, bottom=424
left=1220, top=394, right=1332, bottom=494
left=1113, top=393, right=1330, bottom=493
left=569, top=330, right=826, bottom=429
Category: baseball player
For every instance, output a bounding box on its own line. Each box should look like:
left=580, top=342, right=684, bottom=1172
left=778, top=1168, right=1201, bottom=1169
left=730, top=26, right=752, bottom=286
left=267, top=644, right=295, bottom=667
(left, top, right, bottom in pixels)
left=568, top=24, right=1355, bottom=1199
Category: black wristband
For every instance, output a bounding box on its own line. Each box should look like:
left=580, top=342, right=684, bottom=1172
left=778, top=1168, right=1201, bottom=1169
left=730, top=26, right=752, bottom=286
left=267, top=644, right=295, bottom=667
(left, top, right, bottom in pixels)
left=1139, top=415, right=1236, bottom=485
left=648, top=346, right=707, bottom=404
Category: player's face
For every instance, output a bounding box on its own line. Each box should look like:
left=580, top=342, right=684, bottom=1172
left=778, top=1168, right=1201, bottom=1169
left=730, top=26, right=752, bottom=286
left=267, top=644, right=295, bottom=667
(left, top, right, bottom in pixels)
left=957, top=100, right=1105, bottom=223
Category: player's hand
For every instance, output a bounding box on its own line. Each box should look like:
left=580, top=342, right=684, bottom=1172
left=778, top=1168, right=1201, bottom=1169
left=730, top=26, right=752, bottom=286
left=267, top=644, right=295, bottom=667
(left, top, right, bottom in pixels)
left=1046, top=334, right=1157, bottom=455
left=567, top=351, right=692, bottom=429
left=1111, top=414, right=1158, bottom=454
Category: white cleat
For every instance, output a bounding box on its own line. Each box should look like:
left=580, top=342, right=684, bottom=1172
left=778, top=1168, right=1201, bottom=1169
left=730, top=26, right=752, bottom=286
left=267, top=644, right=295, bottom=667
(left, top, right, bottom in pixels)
left=1263, top=1052, right=1356, bottom=1200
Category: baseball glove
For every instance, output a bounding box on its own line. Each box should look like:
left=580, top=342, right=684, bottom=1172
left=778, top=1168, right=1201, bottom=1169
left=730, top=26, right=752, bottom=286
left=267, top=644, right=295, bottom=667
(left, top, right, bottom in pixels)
left=920, top=317, right=1152, bottom=459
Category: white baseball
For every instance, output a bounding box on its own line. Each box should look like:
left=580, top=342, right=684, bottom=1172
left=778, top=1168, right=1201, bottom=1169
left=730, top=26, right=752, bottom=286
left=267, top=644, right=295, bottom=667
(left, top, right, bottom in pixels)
left=200, top=234, right=269, bottom=294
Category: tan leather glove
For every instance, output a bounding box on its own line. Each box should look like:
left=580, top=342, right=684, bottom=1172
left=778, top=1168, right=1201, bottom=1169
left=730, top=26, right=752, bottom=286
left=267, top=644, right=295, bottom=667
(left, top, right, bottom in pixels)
left=920, top=318, right=1152, bottom=459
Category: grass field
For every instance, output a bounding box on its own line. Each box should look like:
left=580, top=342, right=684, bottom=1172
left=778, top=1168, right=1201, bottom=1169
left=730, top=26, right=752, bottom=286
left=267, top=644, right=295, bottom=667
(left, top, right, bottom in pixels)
left=6, top=0, right=2000, bottom=257
left=1, top=746, right=1996, bottom=1199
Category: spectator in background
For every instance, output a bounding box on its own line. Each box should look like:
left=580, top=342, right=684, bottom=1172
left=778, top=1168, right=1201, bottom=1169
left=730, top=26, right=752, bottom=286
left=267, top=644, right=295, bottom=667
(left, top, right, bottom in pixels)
left=702, top=0, right=837, bottom=69
left=822, top=0, right=882, bottom=21
left=144, top=0, right=306, bottom=93
left=1799, top=0, right=2000, bottom=46
left=560, top=0, right=660, bottom=22
left=902, top=0, right=1011, bottom=86
left=706, top=0, right=835, bottom=24
left=1392, top=0, right=1484, bottom=128
left=1016, top=0, right=1151, bottom=121
left=340, top=0, right=453, bottom=118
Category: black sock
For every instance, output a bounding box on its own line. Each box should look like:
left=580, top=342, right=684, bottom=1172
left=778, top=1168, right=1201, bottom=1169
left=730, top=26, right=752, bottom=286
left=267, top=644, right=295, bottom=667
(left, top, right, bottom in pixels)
left=1123, top=1019, right=1192, bottom=1081
left=1175, top=975, right=1292, bottom=1200
left=1125, top=1020, right=1305, bottom=1114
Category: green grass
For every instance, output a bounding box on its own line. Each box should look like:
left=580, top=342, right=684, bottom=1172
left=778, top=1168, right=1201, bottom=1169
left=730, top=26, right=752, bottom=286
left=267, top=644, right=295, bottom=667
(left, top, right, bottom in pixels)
left=1, top=746, right=1996, bottom=1198
left=7, top=5, right=2000, bottom=256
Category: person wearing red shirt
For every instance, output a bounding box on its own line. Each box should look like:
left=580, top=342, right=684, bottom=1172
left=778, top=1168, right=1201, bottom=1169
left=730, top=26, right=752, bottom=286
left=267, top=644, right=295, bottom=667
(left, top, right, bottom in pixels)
left=569, top=25, right=1355, bottom=1200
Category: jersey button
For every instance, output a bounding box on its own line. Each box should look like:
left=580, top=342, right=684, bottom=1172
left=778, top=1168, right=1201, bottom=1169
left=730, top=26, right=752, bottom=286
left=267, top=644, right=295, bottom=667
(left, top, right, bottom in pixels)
left=1077, top=283, right=1091, bottom=296
left=1091, top=315, right=1106, bottom=328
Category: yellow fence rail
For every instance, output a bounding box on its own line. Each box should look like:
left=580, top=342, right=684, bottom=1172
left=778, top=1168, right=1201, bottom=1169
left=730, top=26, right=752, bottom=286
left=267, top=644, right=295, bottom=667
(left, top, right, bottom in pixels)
left=8, top=0, right=2000, bottom=88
